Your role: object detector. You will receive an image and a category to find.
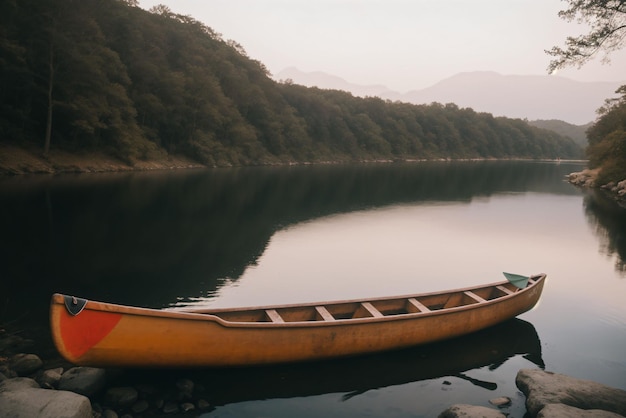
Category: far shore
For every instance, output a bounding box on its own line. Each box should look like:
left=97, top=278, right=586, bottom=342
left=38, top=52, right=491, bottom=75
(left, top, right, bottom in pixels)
left=7, top=142, right=625, bottom=207
left=0, top=143, right=583, bottom=177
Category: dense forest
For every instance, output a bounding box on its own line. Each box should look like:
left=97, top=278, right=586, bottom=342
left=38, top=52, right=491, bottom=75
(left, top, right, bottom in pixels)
left=0, top=0, right=582, bottom=167
left=585, top=86, right=626, bottom=185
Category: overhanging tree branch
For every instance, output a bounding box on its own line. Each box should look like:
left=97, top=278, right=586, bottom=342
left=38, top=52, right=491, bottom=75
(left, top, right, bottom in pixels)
left=547, top=0, right=626, bottom=73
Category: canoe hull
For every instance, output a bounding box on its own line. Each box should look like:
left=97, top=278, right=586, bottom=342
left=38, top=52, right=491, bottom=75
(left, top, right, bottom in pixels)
left=50, top=275, right=545, bottom=367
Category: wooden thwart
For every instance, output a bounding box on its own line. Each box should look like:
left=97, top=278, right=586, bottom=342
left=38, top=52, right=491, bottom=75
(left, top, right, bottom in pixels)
left=464, top=291, right=486, bottom=303
left=315, top=306, right=335, bottom=321
left=407, top=297, right=431, bottom=312
left=265, top=309, right=284, bottom=323
left=360, top=302, right=384, bottom=318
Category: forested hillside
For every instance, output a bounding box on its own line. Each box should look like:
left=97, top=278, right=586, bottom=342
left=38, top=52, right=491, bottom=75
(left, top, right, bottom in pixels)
left=0, top=0, right=582, bottom=167
left=528, top=120, right=592, bottom=148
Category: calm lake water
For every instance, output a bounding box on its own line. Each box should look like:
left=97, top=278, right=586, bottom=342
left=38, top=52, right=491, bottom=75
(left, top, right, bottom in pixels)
left=1, top=160, right=625, bottom=417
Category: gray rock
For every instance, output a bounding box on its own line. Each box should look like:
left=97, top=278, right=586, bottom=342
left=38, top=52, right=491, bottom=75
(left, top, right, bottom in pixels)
left=516, top=369, right=626, bottom=418
left=101, top=409, right=118, bottom=418
left=9, top=353, right=43, bottom=376
left=181, top=402, right=195, bottom=412
left=131, top=399, right=149, bottom=413
left=39, top=367, right=64, bottom=388
left=0, top=377, right=40, bottom=391
left=438, top=404, right=506, bottom=418
left=90, top=402, right=102, bottom=416
left=0, top=366, right=16, bottom=379
left=162, top=401, right=178, bottom=414
left=0, top=387, right=91, bottom=418
left=568, top=169, right=599, bottom=188
left=0, top=372, right=7, bottom=382
left=537, top=404, right=625, bottom=418
left=176, top=377, right=194, bottom=400
left=104, top=386, right=138, bottom=407
left=489, top=397, right=511, bottom=407
left=58, top=367, right=106, bottom=397
left=176, top=378, right=194, bottom=393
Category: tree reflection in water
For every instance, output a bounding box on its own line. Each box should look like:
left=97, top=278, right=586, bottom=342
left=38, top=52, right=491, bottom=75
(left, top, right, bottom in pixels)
left=583, top=190, right=626, bottom=275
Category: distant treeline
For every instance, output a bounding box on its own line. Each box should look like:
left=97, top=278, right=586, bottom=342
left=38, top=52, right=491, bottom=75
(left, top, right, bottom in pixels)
left=0, top=0, right=582, bottom=165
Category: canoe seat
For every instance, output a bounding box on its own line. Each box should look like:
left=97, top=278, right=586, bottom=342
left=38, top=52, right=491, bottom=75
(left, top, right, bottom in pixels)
left=360, top=302, right=384, bottom=318
left=407, top=298, right=431, bottom=313
left=315, top=306, right=336, bottom=321
left=265, top=309, right=284, bottom=323
left=464, top=291, right=486, bottom=303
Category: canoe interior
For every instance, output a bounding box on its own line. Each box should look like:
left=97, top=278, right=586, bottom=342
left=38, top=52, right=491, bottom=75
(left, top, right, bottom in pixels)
left=195, top=278, right=530, bottom=324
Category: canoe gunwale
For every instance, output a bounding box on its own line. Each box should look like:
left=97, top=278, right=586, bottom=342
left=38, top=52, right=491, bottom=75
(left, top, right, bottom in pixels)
left=51, top=274, right=546, bottom=329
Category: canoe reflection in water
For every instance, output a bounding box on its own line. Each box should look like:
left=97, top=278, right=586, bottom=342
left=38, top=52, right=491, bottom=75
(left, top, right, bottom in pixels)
left=116, top=318, right=543, bottom=406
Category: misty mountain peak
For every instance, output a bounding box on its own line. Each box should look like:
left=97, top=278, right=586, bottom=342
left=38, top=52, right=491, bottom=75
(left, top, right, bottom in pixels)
left=277, top=67, right=624, bottom=124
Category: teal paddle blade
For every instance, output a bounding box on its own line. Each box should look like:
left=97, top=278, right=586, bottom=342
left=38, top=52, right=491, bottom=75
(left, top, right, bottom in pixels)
left=503, top=272, right=529, bottom=289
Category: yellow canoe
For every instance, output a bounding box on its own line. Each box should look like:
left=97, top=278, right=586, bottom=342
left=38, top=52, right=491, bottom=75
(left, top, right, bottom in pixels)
left=50, top=273, right=546, bottom=367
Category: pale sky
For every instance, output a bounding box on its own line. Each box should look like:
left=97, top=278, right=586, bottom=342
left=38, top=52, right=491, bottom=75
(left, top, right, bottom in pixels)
left=138, top=0, right=626, bottom=92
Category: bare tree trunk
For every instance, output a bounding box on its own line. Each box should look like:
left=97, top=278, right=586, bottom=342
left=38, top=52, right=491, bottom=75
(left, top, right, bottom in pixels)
left=43, top=40, right=53, bottom=158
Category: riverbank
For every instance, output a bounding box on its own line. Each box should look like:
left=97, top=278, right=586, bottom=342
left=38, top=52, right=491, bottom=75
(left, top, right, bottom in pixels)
left=0, top=143, right=579, bottom=177
left=0, top=144, right=205, bottom=176
left=0, top=143, right=411, bottom=175
left=567, top=168, right=626, bottom=207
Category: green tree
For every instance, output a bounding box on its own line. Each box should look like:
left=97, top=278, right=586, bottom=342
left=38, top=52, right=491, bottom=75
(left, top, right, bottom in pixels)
left=548, top=0, right=626, bottom=184
left=546, top=0, right=626, bottom=73
left=586, top=86, right=626, bottom=183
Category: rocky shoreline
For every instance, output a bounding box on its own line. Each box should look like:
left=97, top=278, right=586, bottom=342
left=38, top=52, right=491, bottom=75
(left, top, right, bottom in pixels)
left=0, top=342, right=214, bottom=417
left=1, top=332, right=625, bottom=418
left=568, top=168, right=626, bottom=206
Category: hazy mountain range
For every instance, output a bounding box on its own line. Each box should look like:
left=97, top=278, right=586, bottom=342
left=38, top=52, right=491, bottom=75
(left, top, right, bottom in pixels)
left=275, top=68, right=624, bottom=126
